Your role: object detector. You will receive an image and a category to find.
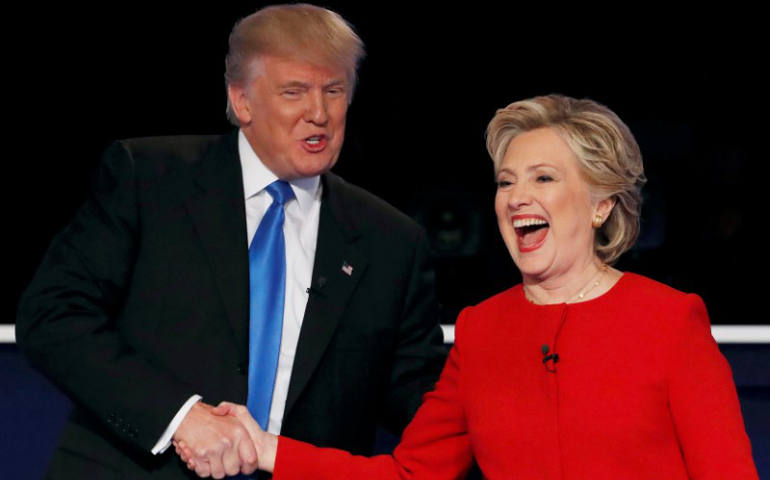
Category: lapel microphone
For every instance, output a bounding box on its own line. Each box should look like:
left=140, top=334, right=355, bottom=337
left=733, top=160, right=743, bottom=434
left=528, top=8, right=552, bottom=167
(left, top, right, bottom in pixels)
left=542, top=344, right=559, bottom=372
left=306, top=276, right=327, bottom=296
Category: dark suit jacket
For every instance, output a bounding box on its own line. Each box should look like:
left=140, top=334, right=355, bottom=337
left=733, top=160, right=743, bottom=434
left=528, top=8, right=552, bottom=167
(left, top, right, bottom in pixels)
left=17, top=132, right=446, bottom=479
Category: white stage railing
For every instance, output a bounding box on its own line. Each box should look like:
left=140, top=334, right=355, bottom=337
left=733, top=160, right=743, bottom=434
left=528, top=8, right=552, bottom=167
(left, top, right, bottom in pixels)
left=3, top=324, right=770, bottom=345
left=439, top=324, right=770, bottom=345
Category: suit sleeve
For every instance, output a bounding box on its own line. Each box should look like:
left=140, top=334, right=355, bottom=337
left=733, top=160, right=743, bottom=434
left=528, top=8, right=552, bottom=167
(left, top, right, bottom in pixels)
left=16, top=141, right=197, bottom=452
left=667, top=295, right=759, bottom=479
left=379, top=228, right=447, bottom=433
left=274, top=310, right=473, bottom=480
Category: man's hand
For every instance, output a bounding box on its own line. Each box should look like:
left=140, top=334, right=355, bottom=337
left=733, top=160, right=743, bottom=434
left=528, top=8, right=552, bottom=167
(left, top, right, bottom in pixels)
left=172, top=401, right=258, bottom=478
left=176, top=402, right=278, bottom=474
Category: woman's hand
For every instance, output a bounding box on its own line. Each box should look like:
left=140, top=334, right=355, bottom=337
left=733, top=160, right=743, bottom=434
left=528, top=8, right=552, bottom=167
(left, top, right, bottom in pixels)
left=174, top=402, right=279, bottom=475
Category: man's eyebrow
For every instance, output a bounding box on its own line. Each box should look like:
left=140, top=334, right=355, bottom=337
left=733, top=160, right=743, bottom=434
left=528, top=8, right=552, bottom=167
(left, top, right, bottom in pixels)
left=277, top=80, right=310, bottom=89
left=276, top=79, right=347, bottom=89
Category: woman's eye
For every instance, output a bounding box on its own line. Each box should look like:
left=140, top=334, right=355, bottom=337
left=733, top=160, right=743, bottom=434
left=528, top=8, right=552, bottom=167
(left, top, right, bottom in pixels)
left=536, top=175, right=553, bottom=182
left=496, top=180, right=513, bottom=189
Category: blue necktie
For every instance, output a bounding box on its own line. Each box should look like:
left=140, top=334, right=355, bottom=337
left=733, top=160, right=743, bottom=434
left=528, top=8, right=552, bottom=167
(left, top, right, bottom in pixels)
left=247, top=180, right=295, bottom=430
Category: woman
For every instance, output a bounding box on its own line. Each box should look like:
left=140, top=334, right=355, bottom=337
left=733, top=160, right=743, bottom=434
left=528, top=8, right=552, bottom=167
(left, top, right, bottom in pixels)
left=179, top=95, right=758, bottom=479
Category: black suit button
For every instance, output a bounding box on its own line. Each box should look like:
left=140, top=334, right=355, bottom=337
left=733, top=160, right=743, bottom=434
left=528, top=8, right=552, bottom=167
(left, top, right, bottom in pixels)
left=236, top=362, right=247, bottom=375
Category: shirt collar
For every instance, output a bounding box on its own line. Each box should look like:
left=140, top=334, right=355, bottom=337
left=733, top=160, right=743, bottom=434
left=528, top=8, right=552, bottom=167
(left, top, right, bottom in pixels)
left=238, top=130, right=320, bottom=215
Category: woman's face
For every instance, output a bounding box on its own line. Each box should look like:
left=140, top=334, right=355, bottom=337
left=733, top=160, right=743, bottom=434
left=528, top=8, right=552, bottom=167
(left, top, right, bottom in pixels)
left=495, top=127, right=612, bottom=283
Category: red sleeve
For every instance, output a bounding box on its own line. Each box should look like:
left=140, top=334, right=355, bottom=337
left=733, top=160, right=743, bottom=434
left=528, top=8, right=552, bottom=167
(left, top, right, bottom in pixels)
left=667, top=295, right=758, bottom=479
left=274, top=311, right=474, bottom=480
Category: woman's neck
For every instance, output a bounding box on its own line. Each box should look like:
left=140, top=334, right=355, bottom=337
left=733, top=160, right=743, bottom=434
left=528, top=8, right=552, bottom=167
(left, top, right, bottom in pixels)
left=522, top=258, right=622, bottom=305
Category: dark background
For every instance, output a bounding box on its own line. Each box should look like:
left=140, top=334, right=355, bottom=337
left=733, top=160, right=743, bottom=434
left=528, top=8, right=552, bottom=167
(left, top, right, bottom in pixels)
left=4, top=4, right=768, bottom=478
left=10, top=3, right=767, bottom=325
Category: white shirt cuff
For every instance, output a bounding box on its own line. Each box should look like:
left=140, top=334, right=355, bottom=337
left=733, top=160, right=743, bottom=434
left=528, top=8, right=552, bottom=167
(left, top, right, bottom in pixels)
left=150, top=394, right=203, bottom=455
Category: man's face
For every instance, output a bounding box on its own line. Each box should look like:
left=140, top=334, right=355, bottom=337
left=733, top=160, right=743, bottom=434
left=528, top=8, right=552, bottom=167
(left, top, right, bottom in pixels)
left=229, top=55, right=350, bottom=180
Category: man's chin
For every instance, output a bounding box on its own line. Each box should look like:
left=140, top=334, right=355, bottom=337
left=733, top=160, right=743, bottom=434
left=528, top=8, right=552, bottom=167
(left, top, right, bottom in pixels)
left=289, top=157, right=339, bottom=178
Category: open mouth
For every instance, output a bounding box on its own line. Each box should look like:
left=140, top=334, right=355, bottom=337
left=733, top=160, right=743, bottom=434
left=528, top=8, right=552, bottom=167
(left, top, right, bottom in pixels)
left=513, top=217, right=549, bottom=252
left=303, top=135, right=327, bottom=151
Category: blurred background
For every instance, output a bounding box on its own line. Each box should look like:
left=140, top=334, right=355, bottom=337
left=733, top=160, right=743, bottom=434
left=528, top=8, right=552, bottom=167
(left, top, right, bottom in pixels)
left=4, top=2, right=768, bottom=477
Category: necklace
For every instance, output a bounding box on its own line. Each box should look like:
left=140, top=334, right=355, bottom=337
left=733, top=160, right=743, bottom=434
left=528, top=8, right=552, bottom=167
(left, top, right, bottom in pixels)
left=568, top=263, right=608, bottom=303
left=524, top=263, right=609, bottom=305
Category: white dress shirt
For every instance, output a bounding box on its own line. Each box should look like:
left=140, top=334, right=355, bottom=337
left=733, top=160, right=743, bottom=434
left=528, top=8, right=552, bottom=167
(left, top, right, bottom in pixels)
left=151, top=130, right=321, bottom=453
left=239, top=130, right=322, bottom=434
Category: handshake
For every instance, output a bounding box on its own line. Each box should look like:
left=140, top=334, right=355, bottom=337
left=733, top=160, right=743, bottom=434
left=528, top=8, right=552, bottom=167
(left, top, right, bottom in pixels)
left=172, top=402, right=277, bottom=478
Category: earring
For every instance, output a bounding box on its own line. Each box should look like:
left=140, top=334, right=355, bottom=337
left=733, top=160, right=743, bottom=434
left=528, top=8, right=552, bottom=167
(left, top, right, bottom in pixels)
left=592, top=214, right=603, bottom=228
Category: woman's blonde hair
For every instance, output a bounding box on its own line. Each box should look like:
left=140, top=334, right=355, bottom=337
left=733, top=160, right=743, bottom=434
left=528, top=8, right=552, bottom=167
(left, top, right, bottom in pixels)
left=486, top=94, right=646, bottom=264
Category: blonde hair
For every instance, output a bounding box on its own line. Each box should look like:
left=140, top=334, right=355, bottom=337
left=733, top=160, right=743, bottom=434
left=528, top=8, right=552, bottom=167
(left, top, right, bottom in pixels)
left=224, top=4, right=365, bottom=125
left=486, top=94, right=646, bottom=264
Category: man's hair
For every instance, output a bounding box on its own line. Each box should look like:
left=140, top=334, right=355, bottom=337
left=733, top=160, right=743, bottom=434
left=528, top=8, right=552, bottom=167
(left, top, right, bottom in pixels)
left=224, top=3, right=365, bottom=125
left=486, top=94, right=647, bottom=264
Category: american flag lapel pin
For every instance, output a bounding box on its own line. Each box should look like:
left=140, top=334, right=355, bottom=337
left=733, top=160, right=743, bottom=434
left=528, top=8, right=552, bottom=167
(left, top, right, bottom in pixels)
left=341, top=261, right=353, bottom=276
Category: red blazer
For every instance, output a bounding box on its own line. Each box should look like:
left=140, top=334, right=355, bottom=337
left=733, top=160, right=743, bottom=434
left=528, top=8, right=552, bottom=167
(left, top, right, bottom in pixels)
left=275, top=273, right=758, bottom=479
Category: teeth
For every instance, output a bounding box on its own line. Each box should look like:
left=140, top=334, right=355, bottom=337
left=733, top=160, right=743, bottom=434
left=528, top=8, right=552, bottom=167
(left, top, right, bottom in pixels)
left=306, top=136, right=322, bottom=145
left=513, top=218, right=548, bottom=228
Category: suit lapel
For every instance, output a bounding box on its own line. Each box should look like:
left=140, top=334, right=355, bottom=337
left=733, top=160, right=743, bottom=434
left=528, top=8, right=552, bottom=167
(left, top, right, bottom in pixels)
left=185, top=155, right=369, bottom=415
left=184, top=132, right=250, bottom=360
left=284, top=173, right=368, bottom=418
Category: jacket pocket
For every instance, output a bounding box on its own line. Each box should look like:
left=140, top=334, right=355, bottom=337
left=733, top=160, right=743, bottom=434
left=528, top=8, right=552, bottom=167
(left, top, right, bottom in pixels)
left=49, top=419, right=126, bottom=479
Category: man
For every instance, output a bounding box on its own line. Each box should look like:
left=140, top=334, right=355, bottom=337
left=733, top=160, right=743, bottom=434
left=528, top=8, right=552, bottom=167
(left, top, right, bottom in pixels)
left=17, top=4, right=446, bottom=479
